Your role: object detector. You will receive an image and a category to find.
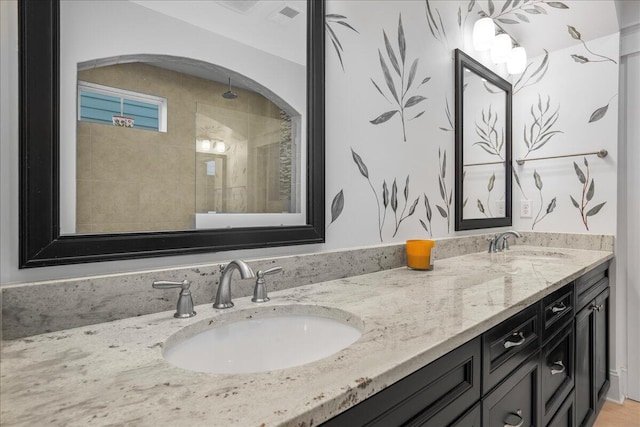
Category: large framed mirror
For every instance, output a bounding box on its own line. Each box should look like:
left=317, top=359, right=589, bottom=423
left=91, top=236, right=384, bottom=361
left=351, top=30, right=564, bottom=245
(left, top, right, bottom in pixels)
left=19, top=0, right=324, bottom=267
left=454, top=49, right=512, bottom=231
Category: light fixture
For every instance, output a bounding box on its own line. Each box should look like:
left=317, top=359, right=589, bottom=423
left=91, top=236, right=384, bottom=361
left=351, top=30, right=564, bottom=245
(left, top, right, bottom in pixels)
left=507, top=46, right=527, bottom=75
left=491, top=34, right=512, bottom=64
left=214, top=141, right=226, bottom=153
left=201, top=139, right=212, bottom=151
left=472, top=17, right=527, bottom=75
left=473, top=17, right=495, bottom=51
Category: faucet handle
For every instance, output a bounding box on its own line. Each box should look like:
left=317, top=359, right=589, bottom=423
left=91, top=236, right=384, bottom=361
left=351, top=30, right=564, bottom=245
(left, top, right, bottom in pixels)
left=152, top=280, right=196, bottom=318
left=153, top=280, right=190, bottom=290
left=258, top=266, right=283, bottom=278
left=487, top=235, right=498, bottom=253
left=252, top=267, right=283, bottom=303
left=502, top=235, right=511, bottom=251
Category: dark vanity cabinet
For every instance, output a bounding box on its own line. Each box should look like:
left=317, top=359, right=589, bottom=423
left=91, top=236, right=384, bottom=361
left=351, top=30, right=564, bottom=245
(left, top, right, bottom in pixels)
left=574, top=264, right=610, bottom=427
left=323, top=262, right=610, bottom=427
left=482, top=354, right=540, bottom=427
left=321, top=338, right=482, bottom=426
left=540, top=285, right=576, bottom=426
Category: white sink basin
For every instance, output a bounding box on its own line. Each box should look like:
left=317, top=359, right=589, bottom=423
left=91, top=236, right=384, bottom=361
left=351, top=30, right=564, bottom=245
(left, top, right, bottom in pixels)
left=163, top=306, right=363, bottom=374
left=506, top=248, right=570, bottom=260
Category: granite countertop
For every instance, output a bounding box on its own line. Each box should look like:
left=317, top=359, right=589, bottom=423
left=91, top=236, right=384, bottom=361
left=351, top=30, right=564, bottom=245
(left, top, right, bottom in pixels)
left=0, top=246, right=613, bottom=427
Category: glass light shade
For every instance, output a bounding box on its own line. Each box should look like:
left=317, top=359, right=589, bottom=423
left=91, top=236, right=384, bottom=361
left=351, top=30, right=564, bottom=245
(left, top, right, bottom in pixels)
left=201, top=140, right=211, bottom=151
left=214, top=141, right=226, bottom=153
left=473, top=18, right=495, bottom=51
left=491, top=34, right=512, bottom=64
left=507, top=46, right=527, bottom=74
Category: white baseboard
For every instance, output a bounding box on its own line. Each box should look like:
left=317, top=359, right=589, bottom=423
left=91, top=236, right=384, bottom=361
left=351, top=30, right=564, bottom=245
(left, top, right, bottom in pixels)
left=607, top=369, right=626, bottom=404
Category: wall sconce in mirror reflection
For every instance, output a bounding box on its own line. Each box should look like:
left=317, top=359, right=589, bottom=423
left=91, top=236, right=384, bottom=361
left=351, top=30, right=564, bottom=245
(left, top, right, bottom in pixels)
left=198, top=139, right=228, bottom=154
left=472, top=17, right=527, bottom=75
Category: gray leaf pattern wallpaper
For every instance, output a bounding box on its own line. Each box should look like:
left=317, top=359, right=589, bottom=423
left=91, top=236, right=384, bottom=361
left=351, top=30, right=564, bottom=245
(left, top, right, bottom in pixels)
left=477, top=0, right=570, bottom=24
left=568, top=25, right=617, bottom=65
left=325, top=14, right=359, bottom=71
left=522, top=94, right=562, bottom=160
left=325, top=0, right=618, bottom=245
left=370, top=14, right=430, bottom=142
left=570, top=158, right=606, bottom=231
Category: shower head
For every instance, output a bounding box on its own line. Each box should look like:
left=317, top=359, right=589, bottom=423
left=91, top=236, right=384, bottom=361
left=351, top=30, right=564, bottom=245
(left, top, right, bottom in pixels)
left=222, top=78, right=238, bottom=99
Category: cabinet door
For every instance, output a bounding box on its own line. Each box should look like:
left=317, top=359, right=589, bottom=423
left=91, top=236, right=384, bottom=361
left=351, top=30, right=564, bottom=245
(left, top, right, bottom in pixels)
left=541, top=323, right=575, bottom=425
left=322, top=338, right=481, bottom=427
left=482, top=354, right=540, bottom=427
left=575, top=263, right=608, bottom=311
left=546, top=392, right=575, bottom=427
left=594, top=288, right=610, bottom=414
left=575, top=287, right=609, bottom=427
left=575, top=302, right=595, bottom=427
left=451, top=403, right=481, bottom=427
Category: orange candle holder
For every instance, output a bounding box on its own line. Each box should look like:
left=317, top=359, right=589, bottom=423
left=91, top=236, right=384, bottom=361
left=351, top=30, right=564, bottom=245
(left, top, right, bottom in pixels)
left=406, top=240, right=435, bottom=270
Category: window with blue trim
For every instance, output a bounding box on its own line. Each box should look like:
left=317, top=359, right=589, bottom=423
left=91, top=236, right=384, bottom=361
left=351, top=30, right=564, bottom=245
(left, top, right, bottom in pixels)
left=78, top=81, right=167, bottom=132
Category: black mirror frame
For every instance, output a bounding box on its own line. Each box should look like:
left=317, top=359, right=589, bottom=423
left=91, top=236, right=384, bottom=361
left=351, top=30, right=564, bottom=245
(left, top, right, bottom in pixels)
left=18, top=0, right=325, bottom=268
left=454, top=49, right=512, bottom=231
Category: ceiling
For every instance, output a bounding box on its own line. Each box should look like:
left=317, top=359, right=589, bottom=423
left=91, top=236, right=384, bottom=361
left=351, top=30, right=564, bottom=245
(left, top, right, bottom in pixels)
left=130, top=1, right=637, bottom=66
left=616, top=0, right=640, bottom=29
left=130, top=0, right=307, bottom=65
left=123, top=1, right=638, bottom=70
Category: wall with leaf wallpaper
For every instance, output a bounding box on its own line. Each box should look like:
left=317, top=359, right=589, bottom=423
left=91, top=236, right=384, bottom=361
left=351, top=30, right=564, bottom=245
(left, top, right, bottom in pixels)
left=511, top=33, right=618, bottom=233
left=0, top=0, right=621, bottom=284
left=324, top=0, right=619, bottom=247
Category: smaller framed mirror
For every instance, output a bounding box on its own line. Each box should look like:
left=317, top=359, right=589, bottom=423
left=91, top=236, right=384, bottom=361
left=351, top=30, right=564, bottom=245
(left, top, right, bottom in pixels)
left=454, top=49, right=512, bottom=231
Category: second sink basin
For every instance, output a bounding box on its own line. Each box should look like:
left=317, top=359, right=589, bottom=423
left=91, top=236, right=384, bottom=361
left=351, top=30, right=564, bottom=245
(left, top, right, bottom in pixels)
left=163, top=305, right=363, bottom=374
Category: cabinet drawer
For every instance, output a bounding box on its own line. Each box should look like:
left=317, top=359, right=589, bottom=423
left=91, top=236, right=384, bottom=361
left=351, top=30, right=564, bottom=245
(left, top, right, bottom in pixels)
left=451, top=403, right=481, bottom=427
left=541, top=323, right=575, bottom=425
left=546, top=391, right=575, bottom=427
left=482, top=304, right=540, bottom=393
left=323, top=337, right=481, bottom=426
left=482, top=354, right=540, bottom=427
left=575, top=263, right=609, bottom=311
left=542, top=284, right=574, bottom=342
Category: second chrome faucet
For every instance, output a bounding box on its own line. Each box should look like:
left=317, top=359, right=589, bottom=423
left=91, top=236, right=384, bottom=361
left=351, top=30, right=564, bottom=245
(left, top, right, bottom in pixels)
left=487, top=230, right=522, bottom=253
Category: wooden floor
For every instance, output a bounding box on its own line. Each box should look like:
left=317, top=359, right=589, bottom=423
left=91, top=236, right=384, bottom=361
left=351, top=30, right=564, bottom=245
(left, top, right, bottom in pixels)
left=594, top=399, right=640, bottom=426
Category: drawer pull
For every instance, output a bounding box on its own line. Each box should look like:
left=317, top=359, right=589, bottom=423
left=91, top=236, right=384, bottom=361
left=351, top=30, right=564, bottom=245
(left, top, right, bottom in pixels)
left=503, top=332, right=526, bottom=349
left=504, top=410, right=524, bottom=427
left=550, top=302, right=567, bottom=313
left=550, top=360, right=566, bottom=375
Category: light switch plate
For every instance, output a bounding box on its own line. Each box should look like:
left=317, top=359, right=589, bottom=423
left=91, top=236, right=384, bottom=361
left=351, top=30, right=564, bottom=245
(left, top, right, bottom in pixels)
left=520, top=200, right=532, bottom=218
left=495, top=200, right=505, bottom=216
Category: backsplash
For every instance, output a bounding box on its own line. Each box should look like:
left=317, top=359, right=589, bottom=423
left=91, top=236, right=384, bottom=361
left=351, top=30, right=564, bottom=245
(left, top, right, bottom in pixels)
left=1, top=232, right=613, bottom=339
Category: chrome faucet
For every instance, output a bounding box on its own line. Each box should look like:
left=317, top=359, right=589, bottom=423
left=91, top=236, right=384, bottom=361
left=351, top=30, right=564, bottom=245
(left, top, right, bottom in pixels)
left=487, top=230, right=522, bottom=253
left=213, top=260, right=255, bottom=309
